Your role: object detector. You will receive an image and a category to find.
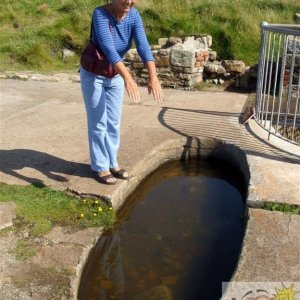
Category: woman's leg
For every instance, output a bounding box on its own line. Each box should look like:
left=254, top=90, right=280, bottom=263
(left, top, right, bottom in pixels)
left=103, top=75, right=125, bottom=170
left=80, top=67, right=111, bottom=172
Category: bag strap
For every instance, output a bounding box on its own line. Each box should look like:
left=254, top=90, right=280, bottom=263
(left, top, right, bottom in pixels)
left=89, top=20, right=93, bottom=40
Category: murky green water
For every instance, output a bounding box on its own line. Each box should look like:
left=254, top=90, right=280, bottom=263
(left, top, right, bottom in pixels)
left=78, top=159, right=247, bottom=300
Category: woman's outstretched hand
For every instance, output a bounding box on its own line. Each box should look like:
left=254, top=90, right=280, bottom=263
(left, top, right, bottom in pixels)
left=148, top=76, right=163, bottom=102
left=146, top=61, right=163, bottom=102
left=114, top=61, right=140, bottom=103
left=115, top=61, right=163, bottom=103
left=124, top=77, right=140, bottom=103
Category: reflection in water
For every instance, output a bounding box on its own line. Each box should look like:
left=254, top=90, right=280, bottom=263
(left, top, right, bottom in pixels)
left=78, top=159, right=247, bottom=300
left=79, top=230, right=125, bottom=300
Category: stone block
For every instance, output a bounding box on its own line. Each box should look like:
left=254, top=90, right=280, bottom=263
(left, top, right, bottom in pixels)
left=171, top=66, right=184, bottom=73
left=155, top=55, right=170, bottom=67
left=209, top=51, right=217, bottom=61
left=195, top=61, right=205, bottom=68
left=194, top=37, right=207, bottom=50
left=217, top=65, right=226, bottom=74
left=170, top=45, right=196, bottom=68
left=221, top=60, right=246, bottom=73
left=183, top=36, right=195, bottom=43
left=206, top=35, right=213, bottom=47
left=156, top=67, right=172, bottom=74
left=196, top=56, right=204, bottom=62
left=152, top=45, right=162, bottom=50
left=140, top=72, right=149, bottom=78
left=124, top=61, right=131, bottom=67
left=204, top=63, right=226, bottom=74
left=185, top=67, right=200, bottom=74
left=62, top=49, right=75, bottom=61
left=124, top=48, right=141, bottom=61
left=167, top=37, right=182, bottom=47
left=133, top=62, right=144, bottom=69
left=158, top=38, right=168, bottom=46
left=196, top=50, right=209, bottom=62
left=137, top=78, right=147, bottom=85
left=158, top=73, right=175, bottom=81
left=162, top=81, right=177, bottom=88
left=195, top=53, right=204, bottom=61
left=199, top=50, right=209, bottom=57
left=8, top=74, right=29, bottom=81
left=193, top=74, right=203, bottom=84
left=157, top=49, right=171, bottom=56
left=178, top=73, right=192, bottom=79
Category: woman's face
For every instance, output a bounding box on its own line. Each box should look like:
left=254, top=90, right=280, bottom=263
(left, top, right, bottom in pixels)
left=113, top=0, right=136, bottom=14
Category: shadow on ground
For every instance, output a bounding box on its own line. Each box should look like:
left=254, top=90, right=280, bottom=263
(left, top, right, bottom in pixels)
left=158, top=106, right=300, bottom=164
left=0, top=149, right=92, bottom=185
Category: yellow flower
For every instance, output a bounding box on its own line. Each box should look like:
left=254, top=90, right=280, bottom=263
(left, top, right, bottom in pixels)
left=98, top=207, right=103, bottom=212
left=80, top=213, right=84, bottom=218
left=95, top=200, right=99, bottom=204
left=109, top=207, right=113, bottom=210
left=83, top=199, right=86, bottom=203
left=93, top=213, right=97, bottom=216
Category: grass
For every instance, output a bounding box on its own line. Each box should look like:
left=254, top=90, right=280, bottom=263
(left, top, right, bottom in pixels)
left=0, top=182, right=116, bottom=237
left=0, top=0, right=299, bottom=71
left=14, top=239, right=36, bottom=261
left=262, top=201, right=300, bottom=215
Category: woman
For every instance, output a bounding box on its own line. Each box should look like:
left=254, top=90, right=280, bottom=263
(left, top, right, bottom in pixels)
left=80, top=0, right=163, bottom=185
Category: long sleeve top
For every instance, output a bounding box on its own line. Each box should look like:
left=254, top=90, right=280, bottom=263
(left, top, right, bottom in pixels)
left=92, top=7, right=154, bottom=66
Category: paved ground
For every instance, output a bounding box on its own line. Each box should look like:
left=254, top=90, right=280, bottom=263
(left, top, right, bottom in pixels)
left=1, top=77, right=299, bottom=205
left=0, top=75, right=299, bottom=299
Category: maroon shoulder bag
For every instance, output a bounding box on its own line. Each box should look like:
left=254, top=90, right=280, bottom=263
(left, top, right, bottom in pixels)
left=80, top=19, right=117, bottom=78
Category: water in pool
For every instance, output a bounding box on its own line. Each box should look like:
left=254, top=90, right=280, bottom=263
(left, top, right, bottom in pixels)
left=78, top=159, right=247, bottom=300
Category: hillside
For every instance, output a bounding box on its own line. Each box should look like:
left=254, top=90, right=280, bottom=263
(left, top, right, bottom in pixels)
left=0, top=0, right=299, bottom=72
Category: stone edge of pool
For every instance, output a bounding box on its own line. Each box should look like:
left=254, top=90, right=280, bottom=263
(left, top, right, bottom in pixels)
left=74, top=137, right=261, bottom=299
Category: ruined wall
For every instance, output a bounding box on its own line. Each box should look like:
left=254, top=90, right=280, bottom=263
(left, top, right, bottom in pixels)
left=124, top=35, right=211, bottom=89
left=124, top=35, right=250, bottom=89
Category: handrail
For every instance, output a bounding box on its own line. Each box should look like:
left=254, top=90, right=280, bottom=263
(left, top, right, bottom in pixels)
left=255, top=22, right=300, bottom=145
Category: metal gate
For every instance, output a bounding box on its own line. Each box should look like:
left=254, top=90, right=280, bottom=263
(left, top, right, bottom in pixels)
left=255, top=22, right=300, bottom=145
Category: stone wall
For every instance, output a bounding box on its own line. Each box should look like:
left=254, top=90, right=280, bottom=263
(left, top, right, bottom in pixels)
left=124, top=35, right=211, bottom=89
left=124, top=35, right=249, bottom=89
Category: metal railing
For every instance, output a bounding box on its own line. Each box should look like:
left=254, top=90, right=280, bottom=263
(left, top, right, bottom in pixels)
left=255, top=22, right=300, bottom=145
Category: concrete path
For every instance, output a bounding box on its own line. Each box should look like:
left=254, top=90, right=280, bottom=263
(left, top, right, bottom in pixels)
left=1, top=77, right=299, bottom=205
left=0, top=76, right=299, bottom=299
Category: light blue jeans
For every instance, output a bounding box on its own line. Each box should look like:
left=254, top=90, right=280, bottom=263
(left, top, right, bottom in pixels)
left=80, top=66, right=125, bottom=172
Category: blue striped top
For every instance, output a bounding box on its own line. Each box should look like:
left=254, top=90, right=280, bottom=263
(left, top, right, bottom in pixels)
left=92, top=7, right=154, bottom=66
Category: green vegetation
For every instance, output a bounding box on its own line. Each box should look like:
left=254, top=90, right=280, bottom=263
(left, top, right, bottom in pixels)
left=0, top=183, right=116, bottom=237
left=0, top=0, right=299, bottom=71
left=262, top=202, right=300, bottom=215
left=14, top=239, right=36, bottom=260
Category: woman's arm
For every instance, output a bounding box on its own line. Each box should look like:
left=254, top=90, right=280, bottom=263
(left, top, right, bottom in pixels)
left=132, top=9, right=154, bottom=64
left=93, top=7, right=140, bottom=102
left=146, top=61, right=163, bottom=102
left=114, top=60, right=163, bottom=103
left=132, top=10, right=163, bottom=102
left=92, top=8, right=123, bottom=65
